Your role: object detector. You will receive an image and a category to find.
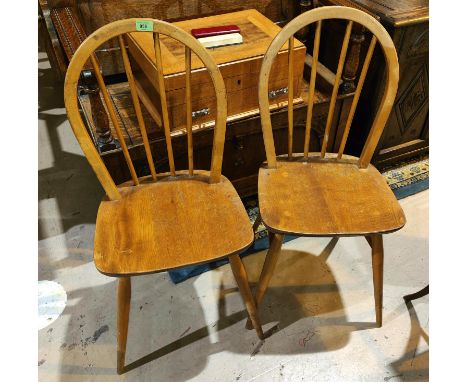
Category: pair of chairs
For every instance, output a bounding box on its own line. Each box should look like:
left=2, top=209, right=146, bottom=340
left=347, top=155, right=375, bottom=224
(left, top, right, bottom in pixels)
left=64, top=6, right=405, bottom=374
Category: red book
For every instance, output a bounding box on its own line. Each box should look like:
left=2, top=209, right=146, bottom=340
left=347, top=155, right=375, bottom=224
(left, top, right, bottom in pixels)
left=191, top=25, right=241, bottom=38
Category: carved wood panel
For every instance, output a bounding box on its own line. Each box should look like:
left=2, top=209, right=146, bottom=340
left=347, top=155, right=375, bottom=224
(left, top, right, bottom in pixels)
left=395, top=64, right=428, bottom=136
left=316, top=0, right=428, bottom=167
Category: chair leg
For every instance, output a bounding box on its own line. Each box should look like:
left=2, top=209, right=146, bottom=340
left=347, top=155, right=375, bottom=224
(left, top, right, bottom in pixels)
left=268, top=230, right=276, bottom=246
left=252, top=213, right=262, bottom=233
left=117, top=277, right=131, bottom=375
left=370, top=235, right=384, bottom=327
left=229, top=254, right=264, bottom=340
left=246, top=232, right=284, bottom=330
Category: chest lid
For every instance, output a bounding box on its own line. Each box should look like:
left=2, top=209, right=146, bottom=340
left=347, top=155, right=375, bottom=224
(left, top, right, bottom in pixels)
left=127, top=9, right=304, bottom=77
left=336, top=0, right=428, bottom=27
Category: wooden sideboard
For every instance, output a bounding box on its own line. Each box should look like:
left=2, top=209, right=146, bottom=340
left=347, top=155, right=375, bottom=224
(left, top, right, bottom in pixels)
left=317, top=0, right=429, bottom=168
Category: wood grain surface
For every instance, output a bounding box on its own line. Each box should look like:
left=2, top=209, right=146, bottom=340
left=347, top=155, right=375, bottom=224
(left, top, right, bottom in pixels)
left=258, top=156, right=406, bottom=236
left=257, top=6, right=399, bottom=168
left=94, top=171, right=254, bottom=276
left=64, top=18, right=228, bottom=193
left=251, top=6, right=405, bottom=329
left=64, top=20, right=265, bottom=371
left=126, top=10, right=306, bottom=131
left=127, top=10, right=303, bottom=77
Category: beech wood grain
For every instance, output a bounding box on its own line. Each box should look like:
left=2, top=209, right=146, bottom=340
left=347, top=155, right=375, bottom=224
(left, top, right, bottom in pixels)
left=337, top=35, right=377, bottom=158
left=118, top=35, right=157, bottom=180
left=253, top=7, right=404, bottom=329
left=370, top=234, right=384, bottom=327
left=303, top=20, right=322, bottom=157
left=258, top=6, right=399, bottom=168
left=117, top=277, right=131, bottom=374
left=90, top=53, right=140, bottom=185
left=64, top=19, right=264, bottom=374
left=154, top=32, right=176, bottom=176
left=320, top=20, right=353, bottom=158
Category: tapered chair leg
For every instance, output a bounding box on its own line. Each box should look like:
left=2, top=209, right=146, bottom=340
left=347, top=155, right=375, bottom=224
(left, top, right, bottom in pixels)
left=252, top=214, right=262, bottom=233
left=117, top=277, right=131, bottom=374
left=246, top=232, right=284, bottom=330
left=229, top=255, right=264, bottom=340
left=370, top=235, right=384, bottom=327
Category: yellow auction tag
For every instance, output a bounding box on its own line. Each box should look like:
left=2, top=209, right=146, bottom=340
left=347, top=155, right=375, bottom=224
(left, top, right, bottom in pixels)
left=136, top=21, right=153, bottom=32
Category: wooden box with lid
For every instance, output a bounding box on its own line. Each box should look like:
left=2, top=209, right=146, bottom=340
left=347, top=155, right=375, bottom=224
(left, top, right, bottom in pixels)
left=125, top=9, right=306, bottom=133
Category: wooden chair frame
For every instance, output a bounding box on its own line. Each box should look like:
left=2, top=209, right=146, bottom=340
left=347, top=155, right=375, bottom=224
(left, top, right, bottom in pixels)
left=247, top=6, right=403, bottom=330
left=64, top=19, right=229, bottom=200
left=259, top=6, right=399, bottom=169
left=64, top=19, right=264, bottom=374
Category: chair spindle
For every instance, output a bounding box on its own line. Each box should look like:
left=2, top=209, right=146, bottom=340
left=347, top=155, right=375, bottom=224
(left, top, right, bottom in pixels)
left=154, top=32, right=176, bottom=176
left=90, top=53, right=139, bottom=185
left=320, top=20, right=353, bottom=158
left=303, top=20, right=322, bottom=157
left=118, top=35, right=157, bottom=180
left=337, top=35, right=377, bottom=158
left=287, top=36, right=295, bottom=159
left=185, top=46, right=194, bottom=175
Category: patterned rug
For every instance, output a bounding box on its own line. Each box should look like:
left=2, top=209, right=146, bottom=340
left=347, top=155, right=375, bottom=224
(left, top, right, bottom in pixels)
left=168, top=155, right=429, bottom=283
left=381, top=155, right=429, bottom=199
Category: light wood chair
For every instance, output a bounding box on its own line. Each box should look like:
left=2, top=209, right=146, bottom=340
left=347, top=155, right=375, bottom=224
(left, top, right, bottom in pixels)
left=246, top=6, right=406, bottom=330
left=64, top=19, right=264, bottom=374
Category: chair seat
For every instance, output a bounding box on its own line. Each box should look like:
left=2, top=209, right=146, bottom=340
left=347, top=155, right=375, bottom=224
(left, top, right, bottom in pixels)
left=94, top=171, right=254, bottom=276
left=258, top=158, right=406, bottom=236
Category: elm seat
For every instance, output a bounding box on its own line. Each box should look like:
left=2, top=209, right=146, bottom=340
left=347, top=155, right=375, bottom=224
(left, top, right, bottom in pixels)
left=94, top=171, right=254, bottom=276
left=258, top=157, right=406, bottom=237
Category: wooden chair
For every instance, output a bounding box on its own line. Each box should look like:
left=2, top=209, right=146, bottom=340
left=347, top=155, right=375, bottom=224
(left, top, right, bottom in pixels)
left=246, top=6, right=406, bottom=329
left=63, top=19, right=264, bottom=374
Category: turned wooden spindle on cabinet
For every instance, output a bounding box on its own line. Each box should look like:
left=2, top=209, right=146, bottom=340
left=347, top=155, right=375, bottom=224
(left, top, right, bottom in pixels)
left=340, top=24, right=366, bottom=94
left=316, top=0, right=429, bottom=167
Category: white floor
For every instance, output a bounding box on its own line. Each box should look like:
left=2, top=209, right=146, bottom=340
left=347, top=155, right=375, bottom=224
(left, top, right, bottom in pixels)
left=38, top=43, right=429, bottom=381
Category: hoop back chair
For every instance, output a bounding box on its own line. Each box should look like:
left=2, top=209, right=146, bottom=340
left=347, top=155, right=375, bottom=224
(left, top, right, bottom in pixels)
left=247, top=6, right=406, bottom=329
left=64, top=19, right=264, bottom=374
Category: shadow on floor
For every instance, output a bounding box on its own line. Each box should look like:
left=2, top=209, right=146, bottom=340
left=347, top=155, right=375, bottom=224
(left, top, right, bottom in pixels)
left=39, top=38, right=353, bottom=379
left=55, top=238, right=371, bottom=380
left=38, top=62, right=104, bottom=243
left=56, top=275, right=210, bottom=380
left=386, top=293, right=429, bottom=381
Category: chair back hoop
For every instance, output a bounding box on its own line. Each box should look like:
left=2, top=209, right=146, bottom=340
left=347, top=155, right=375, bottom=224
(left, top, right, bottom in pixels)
left=258, top=6, right=399, bottom=169
left=64, top=18, right=228, bottom=201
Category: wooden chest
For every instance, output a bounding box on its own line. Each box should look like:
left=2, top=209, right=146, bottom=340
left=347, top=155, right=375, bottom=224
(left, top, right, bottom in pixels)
left=39, top=0, right=290, bottom=80
left=126, top=9, right=306, bottom=133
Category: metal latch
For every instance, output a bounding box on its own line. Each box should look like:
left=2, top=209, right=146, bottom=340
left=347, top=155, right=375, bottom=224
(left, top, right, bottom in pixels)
left=268, top=87, right=288, bottom=99
left=192, top=108, right=210, bottom=118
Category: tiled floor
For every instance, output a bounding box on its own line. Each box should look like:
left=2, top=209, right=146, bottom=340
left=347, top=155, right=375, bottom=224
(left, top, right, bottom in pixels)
left=38, top=43, right=428, bottom=381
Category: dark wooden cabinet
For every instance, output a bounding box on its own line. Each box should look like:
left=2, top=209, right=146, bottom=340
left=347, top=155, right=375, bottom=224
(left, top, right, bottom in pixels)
left=317, top=0, right=429, bottom=168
